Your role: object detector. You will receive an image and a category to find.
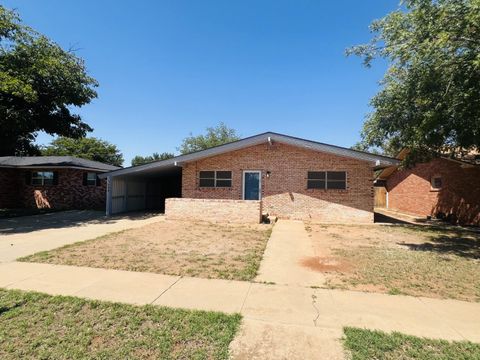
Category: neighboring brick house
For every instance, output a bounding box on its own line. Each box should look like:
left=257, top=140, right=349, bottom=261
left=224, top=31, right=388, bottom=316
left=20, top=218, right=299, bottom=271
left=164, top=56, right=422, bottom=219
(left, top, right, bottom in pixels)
left=376, top=150, right=480, bottom=226
left=0, top=156, right=120, bottom=210
left=100, top=132, right=398, bottom=223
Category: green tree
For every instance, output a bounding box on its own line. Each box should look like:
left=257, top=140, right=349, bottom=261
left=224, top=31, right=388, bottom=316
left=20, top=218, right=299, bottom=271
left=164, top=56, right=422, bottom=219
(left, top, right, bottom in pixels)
left=131, top=152, right=174, bottom=166
left=0, top=6, right=98, bottom=156
left=41, top=137, right=123, bottom=167
left=179, top=123, right=241, bottom=154
left=348, top=0, right=480, bottom=162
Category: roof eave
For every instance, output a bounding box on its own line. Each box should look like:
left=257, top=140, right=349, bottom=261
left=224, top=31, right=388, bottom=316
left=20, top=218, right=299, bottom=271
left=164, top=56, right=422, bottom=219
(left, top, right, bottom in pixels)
left=99, top=132, right=400, bottom=178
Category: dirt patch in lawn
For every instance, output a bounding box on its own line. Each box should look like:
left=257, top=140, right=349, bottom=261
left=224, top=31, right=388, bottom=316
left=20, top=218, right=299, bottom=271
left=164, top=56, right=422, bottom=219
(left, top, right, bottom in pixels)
left=21, top=220, right=272, bottom=281
left=300, top=256, right=352, bottom=273
left=305, top=223, right=480, bottom=301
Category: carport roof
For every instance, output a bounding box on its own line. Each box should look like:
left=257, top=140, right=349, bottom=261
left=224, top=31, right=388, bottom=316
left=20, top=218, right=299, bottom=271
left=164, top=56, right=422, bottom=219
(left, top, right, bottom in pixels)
left=99, top=132, right=400, bottom=179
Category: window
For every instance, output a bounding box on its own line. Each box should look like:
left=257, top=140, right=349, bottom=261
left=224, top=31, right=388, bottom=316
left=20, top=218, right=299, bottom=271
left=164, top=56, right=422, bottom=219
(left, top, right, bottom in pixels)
left=86, top=172, right=97, bottom=186
left=431, top=176, right=442, bottom=190
left=307, top=171, right=346, bottom=190
left=31, top=171, right=55, bottom=185
left=199, top=171, right=232, bottom=188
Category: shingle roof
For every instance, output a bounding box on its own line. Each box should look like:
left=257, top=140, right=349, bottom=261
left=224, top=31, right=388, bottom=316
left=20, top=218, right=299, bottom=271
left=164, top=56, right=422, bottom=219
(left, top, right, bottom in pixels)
left=99, top=132, right=400, bottom=179
left=0, top=156, right=120, bottom=172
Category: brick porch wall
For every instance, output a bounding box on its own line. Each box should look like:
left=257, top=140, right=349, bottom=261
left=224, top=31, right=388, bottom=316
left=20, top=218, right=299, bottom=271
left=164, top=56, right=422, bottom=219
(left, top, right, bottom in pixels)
left=165, top=198, right=262, bottom=223
left=181, top=142, right=374, bottom=223
left=386, top=158, right=480, bottom=225
left=0, top=168, right=107, bottom=210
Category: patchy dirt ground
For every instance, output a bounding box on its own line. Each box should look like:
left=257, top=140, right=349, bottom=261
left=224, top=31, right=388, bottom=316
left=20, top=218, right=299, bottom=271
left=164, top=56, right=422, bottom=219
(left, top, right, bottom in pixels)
left=21, top=220, right=272, bottom=281
left=304, top=223, right=480, bottom=302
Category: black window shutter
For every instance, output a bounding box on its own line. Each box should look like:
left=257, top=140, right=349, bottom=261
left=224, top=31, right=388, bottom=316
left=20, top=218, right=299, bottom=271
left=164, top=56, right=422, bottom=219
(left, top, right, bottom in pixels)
left=83, top=172, right=88, bottom=186
left=96, top=175, right=101, bottom=186
left=25, top=171, right=32, bottom=185
left=53, top=171, right=59, bottom=185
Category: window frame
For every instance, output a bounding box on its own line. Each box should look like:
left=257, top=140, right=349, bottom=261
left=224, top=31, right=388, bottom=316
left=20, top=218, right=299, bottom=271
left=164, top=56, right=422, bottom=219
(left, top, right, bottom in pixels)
left=31, top=171, right=55, bottom=186
left=307, top=171, right=347, bottom=190
left=86, top=172, right=98, bottom=186
left=198, top=170, right=232, bottom=188
left=431, top=175, right=443, bottom=190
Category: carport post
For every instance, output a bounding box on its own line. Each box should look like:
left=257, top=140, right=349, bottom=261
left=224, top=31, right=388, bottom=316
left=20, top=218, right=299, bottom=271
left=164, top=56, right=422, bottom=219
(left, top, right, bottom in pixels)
left=106, top=175, right=112, bottom=216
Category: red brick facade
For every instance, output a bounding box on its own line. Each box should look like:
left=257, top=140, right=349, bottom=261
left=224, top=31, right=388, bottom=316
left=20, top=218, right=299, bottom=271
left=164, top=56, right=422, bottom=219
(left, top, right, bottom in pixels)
left=0, top=168, right=21, bottom=208
left=181, top=142, right=375, bottom=222
left=386, top=158, right=480, bottom=225
left=0, top=168, right=107, bottom=210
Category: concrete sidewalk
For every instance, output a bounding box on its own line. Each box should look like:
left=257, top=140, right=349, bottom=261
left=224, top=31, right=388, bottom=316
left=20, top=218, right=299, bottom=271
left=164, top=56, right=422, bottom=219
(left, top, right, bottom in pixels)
left=1, top=262, right=479, bottom=345
left=255, top=219, right=326, bottom=286
left=0, top=211, right=163, bottom=262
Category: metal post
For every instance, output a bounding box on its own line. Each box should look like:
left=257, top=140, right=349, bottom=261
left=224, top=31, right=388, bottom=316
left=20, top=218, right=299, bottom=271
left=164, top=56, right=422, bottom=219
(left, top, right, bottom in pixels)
left=106, top=175, right=112, bottom=216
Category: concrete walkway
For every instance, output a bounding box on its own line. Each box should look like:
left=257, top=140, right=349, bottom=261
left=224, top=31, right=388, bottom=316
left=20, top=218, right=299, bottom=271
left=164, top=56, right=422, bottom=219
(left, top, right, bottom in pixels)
left=255, top=219, right=326, bottom=287
left=2, top=261, right=480, bottom=359
left=0, top=211, right=164, bottom=262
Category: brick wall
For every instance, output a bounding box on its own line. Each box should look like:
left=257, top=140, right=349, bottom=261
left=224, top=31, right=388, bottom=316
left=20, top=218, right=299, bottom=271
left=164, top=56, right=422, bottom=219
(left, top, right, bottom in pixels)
left=165, top=198, right=262, bottom=223
left=0, top=168, right=107, bottom=210
left=0, top=168, right=22, bottom=208
left=181, top=142, right=374, bottom=223
left=386, top=158, right=480, bottom=225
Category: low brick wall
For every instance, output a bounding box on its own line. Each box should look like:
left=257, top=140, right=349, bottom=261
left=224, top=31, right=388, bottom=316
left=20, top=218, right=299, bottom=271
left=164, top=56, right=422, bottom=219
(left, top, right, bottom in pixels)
left=263, top=193, right=374, bottom=223
left=165, top=198, right=262, bottom=223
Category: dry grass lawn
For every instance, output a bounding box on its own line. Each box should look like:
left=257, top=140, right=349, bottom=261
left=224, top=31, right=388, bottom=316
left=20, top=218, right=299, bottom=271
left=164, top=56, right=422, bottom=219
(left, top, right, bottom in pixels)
left=21, top=220, right=272, bottom=281
left=304, top=223, right=480, bottom=302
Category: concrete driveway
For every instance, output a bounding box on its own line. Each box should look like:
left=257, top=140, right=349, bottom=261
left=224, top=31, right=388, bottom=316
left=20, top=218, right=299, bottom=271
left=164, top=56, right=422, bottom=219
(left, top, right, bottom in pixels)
left=0, top=210, right=164, bottom=262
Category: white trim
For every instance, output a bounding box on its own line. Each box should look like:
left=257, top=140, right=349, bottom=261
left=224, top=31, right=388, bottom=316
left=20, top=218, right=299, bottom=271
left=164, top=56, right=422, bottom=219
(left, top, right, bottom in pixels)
left=386, top=190, right=389, bottom=209
left=242, top=170, right=262, bottom=200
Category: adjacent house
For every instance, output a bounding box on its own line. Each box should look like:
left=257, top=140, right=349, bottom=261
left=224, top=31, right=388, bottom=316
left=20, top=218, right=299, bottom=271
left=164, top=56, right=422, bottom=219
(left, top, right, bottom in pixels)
left=0, top=156, right=120, bottom=210
left=376, top=149, right=480, bottom=226
left=99, top=132, right=398, bottom=223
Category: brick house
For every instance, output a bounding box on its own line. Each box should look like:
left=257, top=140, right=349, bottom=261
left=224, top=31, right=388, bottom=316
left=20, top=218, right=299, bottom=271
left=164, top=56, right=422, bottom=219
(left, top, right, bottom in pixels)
left=0, top=156, right=120, bottom=210
left=99, top=132, right=398, bottom=223
left=376, top=149, right=480, bottom=226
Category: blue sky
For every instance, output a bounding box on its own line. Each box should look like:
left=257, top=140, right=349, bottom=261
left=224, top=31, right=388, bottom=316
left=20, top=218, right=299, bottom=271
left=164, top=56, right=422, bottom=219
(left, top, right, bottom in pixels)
left=4, top=1, right=399, bottom=165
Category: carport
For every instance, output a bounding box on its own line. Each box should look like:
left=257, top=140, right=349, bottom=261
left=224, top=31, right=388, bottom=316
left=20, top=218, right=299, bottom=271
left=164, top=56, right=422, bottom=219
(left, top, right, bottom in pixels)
left=99, top=162, right=182, bottom=215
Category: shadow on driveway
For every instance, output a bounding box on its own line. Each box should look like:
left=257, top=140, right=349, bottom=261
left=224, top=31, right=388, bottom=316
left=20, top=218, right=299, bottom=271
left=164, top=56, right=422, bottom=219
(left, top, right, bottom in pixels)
left=0, top=210, right=161, bottom=235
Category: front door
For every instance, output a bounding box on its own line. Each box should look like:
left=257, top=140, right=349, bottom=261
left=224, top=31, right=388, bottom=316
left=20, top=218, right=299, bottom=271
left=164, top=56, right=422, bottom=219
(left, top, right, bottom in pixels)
left=243, top=171, right=261, bottom=200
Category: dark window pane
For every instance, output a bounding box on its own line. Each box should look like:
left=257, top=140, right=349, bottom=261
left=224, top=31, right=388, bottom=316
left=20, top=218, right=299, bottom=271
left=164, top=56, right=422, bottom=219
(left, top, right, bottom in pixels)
left=216, top=179, right=232, bottom=187
left=216, top=171, right=232, bottom=179
left=31, top=178, right=43, bottom=185
left=199, top=171, right=215, bottom=179
left=307, top=180, right=325, bottom=189
left=327, top=171, right=346, bottom=181
left=327, top=181, right=346, bottom=189
left=42, top=171, right=54, bottom=185
left=433, top=177, right=442, bottom=189
left=43, top=171, right=54, bottom=179
left=199, top=178, right=215, bottom=187
left=308, top=171, right=325, bottom=180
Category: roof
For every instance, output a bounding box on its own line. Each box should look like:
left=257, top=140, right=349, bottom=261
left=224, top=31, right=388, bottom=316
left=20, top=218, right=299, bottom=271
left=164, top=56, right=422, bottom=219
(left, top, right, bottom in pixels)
left=99, top=132, right=400, bottom=179
left=0, top=156, right=121, bottom=172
